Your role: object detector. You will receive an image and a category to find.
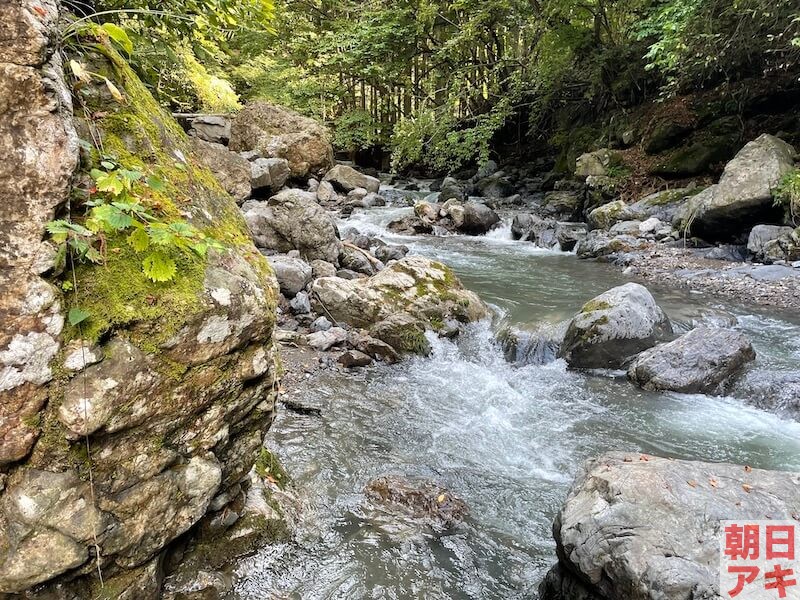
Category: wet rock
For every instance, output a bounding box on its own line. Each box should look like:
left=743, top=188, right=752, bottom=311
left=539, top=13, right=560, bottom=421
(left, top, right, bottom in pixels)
left=340, top=245, right=381, bottom=276
left=323, top=164, right=380, bottom=194
left=688, top=134, right=795, bottom=241
left=189, top=138, right=251, bottom=204
left=337, top=350, right=373, bottom=368
left=439, top=177, right=465, bottom=202
left=244, top=189, right=343, bottom=263
left=628, top=327, right=755, bottom=394
left=575, top=231, right=648, bottom=259
left=512, top=214, right=558, bottom=248
left=734, top=371, right=800, bottom=420
left=267, top=255, right=312, bottom=298
left=386, top=216, right=434, bottom=235
left=558, top=283, right=673, bottom=369
left=448, top=201, right=501, bottom=234
left=373, top=244, right=409, bottom=263
left=229, top=101, right=333, bottom=177
left=347, top=331, right=401, bottom=364
left=188, top=115, right=231, bottom=145
left=555, top=222, right=588, bottom=251
left=370, top=313, right=431, bottom=355
left=364, top=476, right=469, bottom=529
left=542, top=191, right=581, bottom=221
left=541, top=452, right=800, bottom=600
left=306, top=327, right=348, bottom=351
left=498, top=322, right=568, bottom=366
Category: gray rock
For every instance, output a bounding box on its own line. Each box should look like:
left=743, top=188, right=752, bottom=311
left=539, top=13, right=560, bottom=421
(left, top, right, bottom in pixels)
left=188, top=115, right=231, bottom=145
left=337, top=350, right=373, bottom=368
left=310, top=259, right=338, bottom=279
left=374, top=244, right=409, bottom=263
left=310, top=316, right=332, bottom=332
left=476, top=159, right=498, bottom=179
left=244, top=189, right=343, bottom=263
left=574, top=148, right=619, bottom=178
left=323, top=164, right=380, bottom=194
left=316, top=179, right=337, bottom=203
left=587, top=200, right=626, bottom=230
left=340, top=245, right=381, bottom=276
left=609, top=220, right=642, bottom=236
left=439, top=177, right=465, bottom=202
left=575, top=231, right=648, bottom=259
left=347, top=331, right=401, bottom=364
left=543, top=190, right=581, bottom=220
left=512, top=214, right=558, bottom=248
left=620, top=188, right=696, bottom=227
left=475, top=172, right=514, bottom=198
left=190, top=138, right=251, bottom=204
left=289, top=291, right=311, bottom=314
left=387, top=216, right=433, bottom=235
left=644, top=121, right=693, bottom=155
left=267, top=255, right=312, bottom=298
left=688, top=134, right=795, bottom=240
left=748, top=224, right=795, bottom=260
left=454, top=202, right=501, bottom=234
left=250, top=157, right=290, bottom=193
left=628, top=327, right=755, bottom=394
left=306, top=327, right=348, bottom=351
left=555, top=222, right=588, bottom=251
left=229, top=101, right=333, bottom=177
left=734, top=371, right=800, bottom=420
left=542, top=452, right=800, bottom=600
left=558, top=283, right=673, bottom=369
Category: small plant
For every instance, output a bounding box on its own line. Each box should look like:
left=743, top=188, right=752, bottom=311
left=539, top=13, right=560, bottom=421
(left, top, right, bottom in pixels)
left=774, top=169, right=800, bottom=225
left=47, top=156, right=223, bottom=285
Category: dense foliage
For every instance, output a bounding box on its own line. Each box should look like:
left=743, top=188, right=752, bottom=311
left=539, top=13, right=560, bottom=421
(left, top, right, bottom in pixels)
left=73, top=0, right=800, bottom=172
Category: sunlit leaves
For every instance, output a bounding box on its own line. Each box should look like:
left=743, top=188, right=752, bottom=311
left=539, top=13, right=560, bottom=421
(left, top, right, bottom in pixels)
left=142, top=251, right=178, bottom=282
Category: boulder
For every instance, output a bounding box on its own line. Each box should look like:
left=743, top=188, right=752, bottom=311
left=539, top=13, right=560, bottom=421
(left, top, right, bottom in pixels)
left=229, top=101, right=333, bottom=177
left=475, top=172, right=514, bottom=198
left=454, top=202, right=500, bottom=234
left=439, top=176, right=465, bottom=202
left=575, top=232, right=648, bottom=260
left=243, top=189, right=342, bottom=263
left=323, top=164, right=380, bottom=194
left=188, top=115, right=231, bottom=145
left=306, top=326, right=348, bottom=351
left=644, top=121, right=693, bottom=155
left=374, top=244, right=409, bottom=263
left=762, top=228, right=800, bottom=263
left=310, top=257, right=487, bottom=354
left=189, top=138, right=251, bottom=204
left=620, top=188, right=696, bottom=227
left=574, top=149, right=619, bottom=178
left=387, top=216, right=434, bottom=236
left=250, top=157, right=290, bottom=194
left=609, top=220, right=642, bottom=237
left=310, top=259, right=337, bottom=279
left=267, top=255, right=312, bottom=298
left=337, top=350, right=373, bottom=368
left=347, top=331, right=401, bottom=364
left=627, top=327, right=755, bottom=394
left=558, top=283, right=673, bottom=369
left=748, top=224, right=794, bottom=261
left=541, top=452, right=800, bottom=600
left=555, top=222, right=588, bottom=251
left=587, top=200, right=626, bottom=231
left=734, top=371, right=800, bottom=420
left=316, top=179, right=337, bottom=203
left=290, top=290, right=314, bottom=314
left=543, top=191, right=581, bottom=220
left=651, top=137, right=738, bottom=178
left=688, top=134, right=795, bottom=241
left=512, top=214, right=558, bottom=248
left=339, top=245, right=381, bottom=276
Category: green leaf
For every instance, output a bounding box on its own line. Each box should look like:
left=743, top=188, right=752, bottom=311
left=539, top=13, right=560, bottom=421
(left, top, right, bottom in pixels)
left=91, top=204, right=133, bottom=230
left=147, top=223, right=176, bottom=246
left=95, top=172, right=125, bottom=196
left=100, top=160, right=116, bottom=170
left=142, top=251, right=177, bottom=282
left=101, top=22, right=134, bottom=55
left=68, top=307, right=91, bottom=327
left=146, top=176, right=166, bottom=191
left=128, top=228, right=150, bottom=252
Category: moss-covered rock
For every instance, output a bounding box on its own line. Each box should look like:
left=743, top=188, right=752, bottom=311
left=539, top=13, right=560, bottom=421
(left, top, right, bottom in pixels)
left=0, top=22, right=280, bottom=595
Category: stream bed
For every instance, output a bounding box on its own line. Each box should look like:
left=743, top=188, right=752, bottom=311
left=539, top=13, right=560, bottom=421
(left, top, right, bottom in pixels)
left=234, top=202, right=800, bottom=599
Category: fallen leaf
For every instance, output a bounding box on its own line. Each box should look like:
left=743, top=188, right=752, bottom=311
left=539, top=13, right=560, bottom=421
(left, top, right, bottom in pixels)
left=437, top=494, right=446, bottom=504
left=639, top=455, right=649, bottom=462
left=709, top=479, right=718, bottom=488
left=104, top=78, right=125, bottom=103
left=744, top=465, right=752, bottom=473
left=687, top=480, right=697, bottom=488
left=33, top=6, right=47, bottom=17
left=69, top=60, right=92, bottom=85
left=742, top=484, right=753, bottom=493
left=623, top=456, right=633, bottom=462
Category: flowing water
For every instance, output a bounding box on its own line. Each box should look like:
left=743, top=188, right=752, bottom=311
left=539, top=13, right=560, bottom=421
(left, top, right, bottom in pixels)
left=234, top=198, right=800, bottom=599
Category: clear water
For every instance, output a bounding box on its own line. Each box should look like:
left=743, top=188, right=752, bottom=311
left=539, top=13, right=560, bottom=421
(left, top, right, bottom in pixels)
left=234, top=203, right=800, bottom=599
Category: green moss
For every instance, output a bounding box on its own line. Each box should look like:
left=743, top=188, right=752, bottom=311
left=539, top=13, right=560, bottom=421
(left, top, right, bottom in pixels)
left=255, top=447, right=288, bottom=489
left=581, top=299, right=612, bottom=313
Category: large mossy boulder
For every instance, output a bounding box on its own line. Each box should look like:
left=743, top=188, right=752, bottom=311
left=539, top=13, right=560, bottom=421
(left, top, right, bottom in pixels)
left=558, top=283, right=672, bottom=369
left=0, top=19, right=279, bottom=594
left=310, top=256, right=487, bottom=353
left=189, top=137, right=252, bottom=204
left=541, top=453, right=800, bottom=600
left=229, top=101, right=334, bottom=178
left=687, top=134, right=796, bottom=241
left=627, top=326, right=755, bottom=394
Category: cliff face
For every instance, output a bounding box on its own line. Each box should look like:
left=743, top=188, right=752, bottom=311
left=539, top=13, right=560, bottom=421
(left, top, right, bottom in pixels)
left=0, top=2, right=279, bottom=595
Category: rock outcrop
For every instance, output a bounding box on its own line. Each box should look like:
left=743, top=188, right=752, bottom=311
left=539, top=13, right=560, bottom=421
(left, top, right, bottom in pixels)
left=558, top=284, right=673, bottom=369
left=323, top=164, right=380, bottom=194
left=627, top=326, right=755, bottom=394
left=688, top=134, right=795, bottom=241
left=190, top=137, right=252, bottom=204
left=229, top=101, right=334, bottom=178
left=540, top=453, right=800, bottom=600
left=0, top=19, right=280, bottom=595
left=412, top=200, right=500, bottom=235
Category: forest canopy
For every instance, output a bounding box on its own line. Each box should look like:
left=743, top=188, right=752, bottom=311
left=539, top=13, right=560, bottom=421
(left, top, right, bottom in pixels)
left=70, top=0, right=800, bottom=172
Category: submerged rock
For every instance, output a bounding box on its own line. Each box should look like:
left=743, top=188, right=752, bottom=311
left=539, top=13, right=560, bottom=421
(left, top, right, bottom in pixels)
left=558, top=283, right=673, bottom=369
left=229, top=101, right=334, bottom=177
left=627, top=327, right=755, bottom=394
left=364, top=476, right=469, bottom=529
left=541, top=452, right=800, bottom=600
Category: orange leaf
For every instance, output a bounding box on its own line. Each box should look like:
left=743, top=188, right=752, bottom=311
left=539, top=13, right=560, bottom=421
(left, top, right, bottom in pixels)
left=687, top=480, right=697, bottom=488
left=33, top=5, right=46, bottom=17
left=744, top=465, right=752, bottom=473
left=742, top=484, right=753, bottom=493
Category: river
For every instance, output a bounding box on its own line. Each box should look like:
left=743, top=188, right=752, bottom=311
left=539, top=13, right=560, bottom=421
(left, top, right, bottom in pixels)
left=234, top=197, right=800, bottom=599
